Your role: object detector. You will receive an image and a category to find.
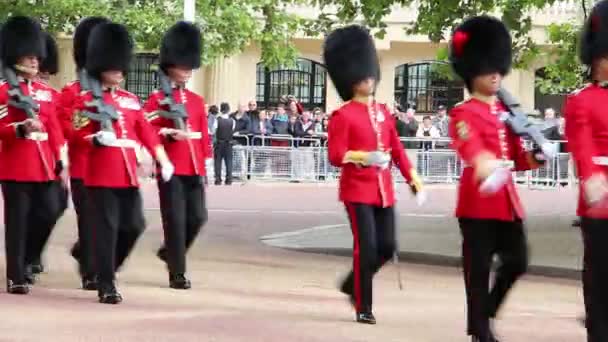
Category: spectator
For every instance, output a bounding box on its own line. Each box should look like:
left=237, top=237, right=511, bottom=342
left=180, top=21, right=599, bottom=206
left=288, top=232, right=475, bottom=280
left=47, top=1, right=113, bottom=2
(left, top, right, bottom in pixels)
left=272, top=104, right=290, bottom=135
left=395, top=111, right=408, bottom=137
left=416, top=115, right=440, bottom=150
left=214, top=102, right=236, bottom=185
left=247, top=100, right=257, bottom=116
left=541, top=108, right=562, bottom=141
left=321, top=117, right=329, bottom=133
left=402, top=108, right=419, bottom=148
left=287, top=115, right=299, bottom=137
left=251, top=109, right=274, bottom=146
left=231, top=102, right=252, bottom=144
left=432, top=105, right=450, bottom=137
left=208, top=104, right=218, bottom=137
left=295, top=111, right=315, bottom=145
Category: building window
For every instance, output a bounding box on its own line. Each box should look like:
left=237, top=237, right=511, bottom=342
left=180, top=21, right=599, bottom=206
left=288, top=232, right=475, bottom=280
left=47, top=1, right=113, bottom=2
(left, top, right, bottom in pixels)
left=256, top=58, right=327, bottom=111
left=124, top=52, right=160, bottom=101
left=534, top=68, right=566, bottom=115
left=394, top=61, right=464, bottom=113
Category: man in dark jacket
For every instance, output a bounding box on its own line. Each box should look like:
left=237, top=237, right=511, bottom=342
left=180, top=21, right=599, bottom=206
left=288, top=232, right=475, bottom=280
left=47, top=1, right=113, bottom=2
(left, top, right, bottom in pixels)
left=231, top=103, right=251, bottom=145
left=214, top=102, right=236, bottom=185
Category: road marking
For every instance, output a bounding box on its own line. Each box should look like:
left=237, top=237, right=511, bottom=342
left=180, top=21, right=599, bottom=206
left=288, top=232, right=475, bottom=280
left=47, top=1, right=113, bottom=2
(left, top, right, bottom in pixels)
left=260, top=224, right=347, bottom=240
left=145, top=207, right=449, bottom=218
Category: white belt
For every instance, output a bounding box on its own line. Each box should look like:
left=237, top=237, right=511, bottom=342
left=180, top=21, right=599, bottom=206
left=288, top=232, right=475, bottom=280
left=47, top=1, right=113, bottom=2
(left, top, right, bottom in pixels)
left=186, top=131, right=202, bottom=139
left=593, top=156, right=608, bottom=166
left=464, top=159, right=514, bottom=169
left=26, top=132, right=48, bottom=141
left=107, top=139, right=138, bottom=149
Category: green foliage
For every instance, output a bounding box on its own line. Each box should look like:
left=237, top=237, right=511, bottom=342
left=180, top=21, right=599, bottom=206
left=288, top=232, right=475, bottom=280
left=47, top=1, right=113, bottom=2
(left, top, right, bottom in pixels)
left=536, top=23, right=586, bottom=94
left=0, top=0, right=590, bottom=92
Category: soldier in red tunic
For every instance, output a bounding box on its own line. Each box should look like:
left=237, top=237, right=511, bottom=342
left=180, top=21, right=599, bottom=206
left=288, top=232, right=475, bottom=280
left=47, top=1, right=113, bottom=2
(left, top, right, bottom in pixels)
left=58, top=16, right=110, bottom=291
left=447, top=16, right=546, bottom=342
left=0, top=16, right=65, bottom=294
left=26, top=31, right=70, bottom=277
left=323, top=25, right=424, bottom=324
left=143, top=21, right=211, bottom=289
left=564, top=1, right=608, bottom=340
left=72, top=22, right=174, bottom=304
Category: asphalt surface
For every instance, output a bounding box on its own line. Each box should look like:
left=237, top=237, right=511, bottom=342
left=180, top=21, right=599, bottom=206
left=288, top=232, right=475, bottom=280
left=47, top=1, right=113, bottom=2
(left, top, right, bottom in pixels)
left=0, top=182, right=587, bottom=341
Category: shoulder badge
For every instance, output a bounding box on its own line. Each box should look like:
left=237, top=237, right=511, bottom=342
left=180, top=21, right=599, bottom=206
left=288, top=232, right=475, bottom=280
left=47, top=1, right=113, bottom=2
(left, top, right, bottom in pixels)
left=455, top=120, right=469, bottom=140
left=72, top=110, right=90, bottom=130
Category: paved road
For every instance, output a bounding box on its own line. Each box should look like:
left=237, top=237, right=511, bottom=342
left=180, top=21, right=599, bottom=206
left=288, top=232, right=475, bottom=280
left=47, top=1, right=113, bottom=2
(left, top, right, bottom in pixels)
left=0, top=183, right=586, bottom=341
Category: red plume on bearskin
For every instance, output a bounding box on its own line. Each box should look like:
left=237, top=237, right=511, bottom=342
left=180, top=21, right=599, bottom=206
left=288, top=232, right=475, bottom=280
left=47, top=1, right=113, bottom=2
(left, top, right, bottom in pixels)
left=323, top=25, right=380, bottom=101
left=580, top=0, right=608, bottom=66
left=448, top=16, right=511, bottom=84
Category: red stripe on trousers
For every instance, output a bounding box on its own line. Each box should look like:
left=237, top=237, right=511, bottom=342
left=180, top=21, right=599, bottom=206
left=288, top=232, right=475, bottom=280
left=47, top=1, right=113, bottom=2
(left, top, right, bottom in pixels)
left=346, top=203, right=362, bottom=312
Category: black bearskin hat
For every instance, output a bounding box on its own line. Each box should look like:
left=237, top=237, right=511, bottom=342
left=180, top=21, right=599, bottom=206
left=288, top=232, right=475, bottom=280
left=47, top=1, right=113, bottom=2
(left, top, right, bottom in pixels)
left=73, top=16, right=110, bottom=70
left=85, top=23, right=133, bottom=77
left=0, top=16, right=46, bottom=70
left=41, top=32, right=59, bottom=75
left=580, top=0, right=608, bottom=66
left=323, top=25, right=380, bottom=101
left=160, top=21, right=201, bottom=71
left=449, top=16, right=512, bottom=84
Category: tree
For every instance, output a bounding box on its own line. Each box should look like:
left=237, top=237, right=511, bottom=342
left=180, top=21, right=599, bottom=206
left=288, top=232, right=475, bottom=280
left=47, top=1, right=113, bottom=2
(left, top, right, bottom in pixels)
left=0, top=0, right=305, bottom=68
left=0, top=0, right=592, bottom=90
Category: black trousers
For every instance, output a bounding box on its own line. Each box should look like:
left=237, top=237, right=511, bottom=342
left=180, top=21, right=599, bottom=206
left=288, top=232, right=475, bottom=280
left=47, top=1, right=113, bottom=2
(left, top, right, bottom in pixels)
left=26, top=179, right=69, bottom=268
left=158, top=175, right=208, bottom=275
left=340, top=203, right=396, bottom=313
left=71, top=178, right=96, bottom=277
left=87, top=187, right=146, bottom=285
left=214, top=141, right=233, bottom=183
left=2, top=181, right=59, bottom=284
left=459, top=218, right=528, bottom=340
left=581, top=218, right=608, bottom=342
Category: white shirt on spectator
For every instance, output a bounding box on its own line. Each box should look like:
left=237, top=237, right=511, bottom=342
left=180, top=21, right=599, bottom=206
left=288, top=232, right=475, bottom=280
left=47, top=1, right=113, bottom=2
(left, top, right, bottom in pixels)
left=416, top=126, right=440, bottom=139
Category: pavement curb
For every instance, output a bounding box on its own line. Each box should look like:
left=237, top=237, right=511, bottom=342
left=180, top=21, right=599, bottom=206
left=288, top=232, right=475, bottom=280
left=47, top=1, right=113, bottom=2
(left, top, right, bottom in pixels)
left=278, top=247, right=582, bottom=281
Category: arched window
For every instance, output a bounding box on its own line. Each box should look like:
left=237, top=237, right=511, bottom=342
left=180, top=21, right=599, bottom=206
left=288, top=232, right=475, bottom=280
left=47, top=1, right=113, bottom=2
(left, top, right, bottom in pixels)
left=256, top=58, right=327, bottom=110
left=394, top=61, right=464, bottom=113
left=124, top=52, right=160, bottom=101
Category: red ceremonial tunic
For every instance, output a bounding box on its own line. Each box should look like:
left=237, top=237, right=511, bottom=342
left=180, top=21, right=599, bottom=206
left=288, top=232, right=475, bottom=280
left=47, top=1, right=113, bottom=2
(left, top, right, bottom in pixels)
left=564, top=83, right=608, bottom=218
left=143, top=87, right=211, bottom=176
left=0, top=79, right=64, bottom=182
left=449, top=98, right=537, bottom=221
left=58, top=80, right=89, bottom=179
left=73, top=87, right=160, bottom=188
left=327, top=100, right=415, bottom=207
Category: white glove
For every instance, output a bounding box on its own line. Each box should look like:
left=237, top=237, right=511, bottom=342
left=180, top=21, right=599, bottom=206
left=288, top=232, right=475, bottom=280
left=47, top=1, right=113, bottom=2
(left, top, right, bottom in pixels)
left=540, top=142, right=557, bottom=160
left=95, top=131, right=117, bottom=146
left=479, top=167, right=511, bottom=194
left=160, top=161, right=175, bottom=182
left=366, top=151, right=391, bottom=169
left=584, top=173, right=608, bottom=206
left=415, top=190, right=427, bottom=206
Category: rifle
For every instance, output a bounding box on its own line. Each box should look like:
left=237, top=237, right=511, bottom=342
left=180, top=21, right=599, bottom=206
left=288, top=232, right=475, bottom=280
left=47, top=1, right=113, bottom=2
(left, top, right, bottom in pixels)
left=3, top=66, right=52, bottom=177
left=4, top=67, right=39, bottom=118
left=156, top=68, right=187, bottom=130
left=497, top=88, right=557, bottom=159
left=79, top=70, right=118, bottom=133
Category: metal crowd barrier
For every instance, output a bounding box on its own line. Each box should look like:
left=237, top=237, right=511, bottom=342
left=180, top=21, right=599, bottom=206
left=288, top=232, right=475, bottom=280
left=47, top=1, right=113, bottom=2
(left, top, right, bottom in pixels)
left=139, top=135, right=574, bottom=189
